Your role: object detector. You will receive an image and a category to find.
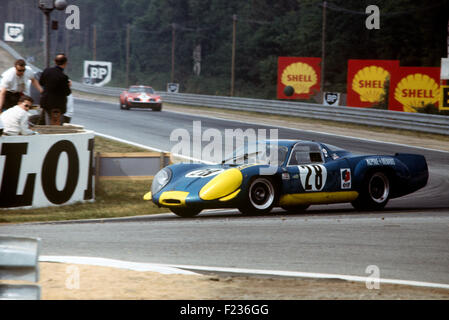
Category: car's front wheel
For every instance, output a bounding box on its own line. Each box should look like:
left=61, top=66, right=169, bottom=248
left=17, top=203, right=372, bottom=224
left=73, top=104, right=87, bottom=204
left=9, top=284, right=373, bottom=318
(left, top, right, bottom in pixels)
left=152, top=104, right=162, bottom=111
left=352, top=171, right=390, bottom=211
left=119, top=101, right=129, bottom=110
left=239, top=177, right=276, bottom=215
left=170, top=208, right=201, bottom=218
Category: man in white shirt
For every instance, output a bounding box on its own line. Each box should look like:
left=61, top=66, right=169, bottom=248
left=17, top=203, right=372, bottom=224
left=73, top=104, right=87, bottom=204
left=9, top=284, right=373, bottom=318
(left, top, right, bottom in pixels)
left=0, top=59, right=42, bottom=112
left=0, top=95, right=37, bottom=136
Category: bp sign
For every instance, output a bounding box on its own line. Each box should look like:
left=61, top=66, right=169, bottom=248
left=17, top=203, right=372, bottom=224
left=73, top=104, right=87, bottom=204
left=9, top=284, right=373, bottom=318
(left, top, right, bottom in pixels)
left=83, top=61, right=112, bottom=86
left=4, top=23, right=24, bottom=42
left=167, top=83, right=179, bottom=93
left=323, top=92, right=340, bottom=106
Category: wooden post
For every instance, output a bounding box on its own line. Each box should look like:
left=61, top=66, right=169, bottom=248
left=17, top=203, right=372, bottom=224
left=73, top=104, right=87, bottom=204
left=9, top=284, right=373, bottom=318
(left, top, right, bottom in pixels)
left=95, top=152, right=101, bottom=194
left=160, top=152, right=166, bottom=169
left=93, top=24, right=97, bottom=61
left=171, top=23, right=176, bottom=83
left=320, top=1, right=327, bottom=99
left=230, top=14, right=237, bottom=97
left=126, top=24, right=131, bottom=87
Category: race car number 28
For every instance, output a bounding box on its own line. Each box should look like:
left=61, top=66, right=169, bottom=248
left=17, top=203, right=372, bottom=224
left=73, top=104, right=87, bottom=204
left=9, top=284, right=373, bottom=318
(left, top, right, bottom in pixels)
left=298, top=164, right=327, bottom=191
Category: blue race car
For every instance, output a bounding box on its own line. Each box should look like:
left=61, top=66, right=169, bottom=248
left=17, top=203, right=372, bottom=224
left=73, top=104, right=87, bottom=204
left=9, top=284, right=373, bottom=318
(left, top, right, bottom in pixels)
left=143, top=140, right=428, bottom=217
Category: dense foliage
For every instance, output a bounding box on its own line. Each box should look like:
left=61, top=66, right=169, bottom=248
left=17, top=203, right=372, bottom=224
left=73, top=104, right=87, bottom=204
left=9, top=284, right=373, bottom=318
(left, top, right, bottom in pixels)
left=1, top=0, right=448, bottom=99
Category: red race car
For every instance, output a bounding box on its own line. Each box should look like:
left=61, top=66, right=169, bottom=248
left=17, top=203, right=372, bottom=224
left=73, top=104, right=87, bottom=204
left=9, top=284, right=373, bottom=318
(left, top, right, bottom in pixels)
left=119, top=85, right=162, bottom=111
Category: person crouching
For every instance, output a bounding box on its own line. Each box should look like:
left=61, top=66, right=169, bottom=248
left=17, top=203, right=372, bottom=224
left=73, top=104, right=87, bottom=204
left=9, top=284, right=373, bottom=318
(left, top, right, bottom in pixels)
left=0, top=95, right=37, bottom=135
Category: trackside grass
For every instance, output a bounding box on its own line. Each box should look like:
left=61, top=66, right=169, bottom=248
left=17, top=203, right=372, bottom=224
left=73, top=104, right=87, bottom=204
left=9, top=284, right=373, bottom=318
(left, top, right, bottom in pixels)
left=0, top=136, right=168, bottom=224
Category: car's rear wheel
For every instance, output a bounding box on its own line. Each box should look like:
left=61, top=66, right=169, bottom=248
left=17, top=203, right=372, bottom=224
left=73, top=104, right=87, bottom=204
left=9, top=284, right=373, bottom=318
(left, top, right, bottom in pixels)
left=239, top=177, right=276, bottom=215
left=352, top=171, right=390, bottom=211
left=170, top=208, right=201, bottom=218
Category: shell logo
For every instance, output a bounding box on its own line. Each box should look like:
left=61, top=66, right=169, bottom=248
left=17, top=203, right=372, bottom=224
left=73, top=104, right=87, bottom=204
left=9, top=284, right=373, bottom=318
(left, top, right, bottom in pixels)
left=394, top=73, right=439, bottom=112
left=281, top=62, right=317, bottom=95
left=352, top=66, right=389, bottom=102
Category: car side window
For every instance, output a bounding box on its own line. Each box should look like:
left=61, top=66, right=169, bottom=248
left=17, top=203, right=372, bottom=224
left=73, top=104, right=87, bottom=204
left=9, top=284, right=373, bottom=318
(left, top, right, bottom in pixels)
left=288, top=143, right=324, bottom=165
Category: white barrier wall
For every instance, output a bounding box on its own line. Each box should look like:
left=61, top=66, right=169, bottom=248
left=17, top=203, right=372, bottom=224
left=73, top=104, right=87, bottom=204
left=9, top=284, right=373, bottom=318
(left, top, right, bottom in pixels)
left=0, top=131, right=95, bottom=209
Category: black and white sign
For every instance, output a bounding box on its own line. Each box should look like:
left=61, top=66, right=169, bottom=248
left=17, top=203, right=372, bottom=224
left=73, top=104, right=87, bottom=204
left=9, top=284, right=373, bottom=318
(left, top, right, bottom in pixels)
left=83, top=60, right=112, bottom=86
left=4, top=23, right=24, bottom=42
left=0, top=132, right=95, bottom=209
left=167, top=83, right=179, bottom=93
left=323, top=92, right=340, bottom=106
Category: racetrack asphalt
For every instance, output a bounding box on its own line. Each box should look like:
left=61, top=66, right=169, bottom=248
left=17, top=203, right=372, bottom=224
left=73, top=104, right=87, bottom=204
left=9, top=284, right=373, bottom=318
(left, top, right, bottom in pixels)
left=1, top=98, right=448, bottom=286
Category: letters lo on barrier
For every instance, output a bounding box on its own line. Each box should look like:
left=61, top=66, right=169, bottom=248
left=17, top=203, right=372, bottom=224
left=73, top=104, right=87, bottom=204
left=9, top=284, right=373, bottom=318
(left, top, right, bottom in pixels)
left=0, top=132, right=95, bottom=209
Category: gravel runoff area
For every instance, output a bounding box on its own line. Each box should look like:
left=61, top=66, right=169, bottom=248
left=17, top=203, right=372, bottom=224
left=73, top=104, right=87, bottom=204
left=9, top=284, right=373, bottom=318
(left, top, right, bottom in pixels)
left=22, top=262, right=449, bottom=300
left=1, top=48, right=448, bottom=300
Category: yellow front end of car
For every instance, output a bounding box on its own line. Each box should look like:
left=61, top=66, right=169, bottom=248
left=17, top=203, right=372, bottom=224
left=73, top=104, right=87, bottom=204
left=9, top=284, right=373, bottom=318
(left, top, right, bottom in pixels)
left=158, top=191, right=190, bottom=207
left=199, top=168, right=243, bottom=201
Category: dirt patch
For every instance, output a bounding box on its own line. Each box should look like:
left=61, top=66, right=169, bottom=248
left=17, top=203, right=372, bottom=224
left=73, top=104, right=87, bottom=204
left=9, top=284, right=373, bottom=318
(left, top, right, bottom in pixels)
left=28, top=262, right=448, bottom=299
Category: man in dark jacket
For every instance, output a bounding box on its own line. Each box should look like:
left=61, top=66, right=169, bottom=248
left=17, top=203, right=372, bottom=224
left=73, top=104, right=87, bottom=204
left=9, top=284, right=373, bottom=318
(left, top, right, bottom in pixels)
left=39, top=53, right=71, bottom=125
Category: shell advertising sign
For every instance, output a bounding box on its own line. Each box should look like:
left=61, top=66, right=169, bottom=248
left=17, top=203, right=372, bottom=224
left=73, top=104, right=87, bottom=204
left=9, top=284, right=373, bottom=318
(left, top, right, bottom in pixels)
left=347, top=60, right=399, bottom=107
left=277, top=57, right=321, bottom=99
left=388, top=67, right=441, bottom=112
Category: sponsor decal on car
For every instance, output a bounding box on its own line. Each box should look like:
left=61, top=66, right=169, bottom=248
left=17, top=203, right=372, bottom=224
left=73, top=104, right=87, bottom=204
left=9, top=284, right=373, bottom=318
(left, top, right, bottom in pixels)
left=340, top=168, right=352, bottom=189
left=366, top=157, right=395, bottom=166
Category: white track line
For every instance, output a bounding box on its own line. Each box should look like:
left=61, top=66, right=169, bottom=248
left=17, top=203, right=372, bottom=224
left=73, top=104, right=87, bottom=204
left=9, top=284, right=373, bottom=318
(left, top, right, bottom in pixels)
left=40, top=256, right=197, bottom=275
left=40, top=255, right=449, bottom=290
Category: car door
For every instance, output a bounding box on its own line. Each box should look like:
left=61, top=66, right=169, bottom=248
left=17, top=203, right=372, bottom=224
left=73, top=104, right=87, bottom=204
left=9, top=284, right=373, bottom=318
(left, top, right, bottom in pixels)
left=282, top=142, right=345, bottom=195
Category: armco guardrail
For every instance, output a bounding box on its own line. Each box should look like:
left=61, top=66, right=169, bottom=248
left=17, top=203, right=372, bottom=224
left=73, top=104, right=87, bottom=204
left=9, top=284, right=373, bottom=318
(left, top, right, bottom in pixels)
left=2, top=40, right=448, bottom=135
left=73, top=82, right=449, bottom=135
left=0, top=236, right=41, bottom=300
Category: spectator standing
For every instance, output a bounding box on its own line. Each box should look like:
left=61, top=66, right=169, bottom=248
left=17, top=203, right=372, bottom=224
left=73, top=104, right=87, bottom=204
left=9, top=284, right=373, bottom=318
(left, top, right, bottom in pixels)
left=39, top=53, right=71, bottom=125
left=0, top=59, right=42, bottom=112
left=0, top=95, right=37, bottom=135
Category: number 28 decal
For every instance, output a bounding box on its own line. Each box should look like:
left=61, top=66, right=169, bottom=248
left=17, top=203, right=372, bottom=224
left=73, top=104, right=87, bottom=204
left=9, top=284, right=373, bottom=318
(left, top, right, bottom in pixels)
left=298, top=165, right=327, bottom=191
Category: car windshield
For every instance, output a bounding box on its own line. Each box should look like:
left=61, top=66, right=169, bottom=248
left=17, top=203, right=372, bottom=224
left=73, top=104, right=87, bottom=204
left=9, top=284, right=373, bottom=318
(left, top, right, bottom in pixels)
left=129, top=87, right=154, bottom=94
left=222, top=143, right=288, bottom=166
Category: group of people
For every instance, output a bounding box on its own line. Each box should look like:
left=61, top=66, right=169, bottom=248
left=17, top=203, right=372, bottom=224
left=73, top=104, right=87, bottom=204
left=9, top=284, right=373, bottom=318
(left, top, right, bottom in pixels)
left=0, top=53, right=72, bottom=136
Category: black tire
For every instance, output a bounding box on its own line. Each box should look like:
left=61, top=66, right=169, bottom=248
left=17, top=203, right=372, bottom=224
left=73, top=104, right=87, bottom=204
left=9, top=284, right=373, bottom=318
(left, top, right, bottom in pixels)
left=152, top=105, right=162, bottom=111
left=239, top=177, right=276, bottom=215
left=119, top=100, right=128, bottom=110
left=170, top=208, right=201, bottom=218
left=352, top=171, right=390, bottom=211
left=281, top=205, right=310, bottom=213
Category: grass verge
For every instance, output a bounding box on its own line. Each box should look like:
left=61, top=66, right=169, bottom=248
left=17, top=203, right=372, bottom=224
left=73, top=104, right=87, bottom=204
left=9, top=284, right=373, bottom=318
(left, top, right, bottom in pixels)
left=0, top=136, right=168, bottom=224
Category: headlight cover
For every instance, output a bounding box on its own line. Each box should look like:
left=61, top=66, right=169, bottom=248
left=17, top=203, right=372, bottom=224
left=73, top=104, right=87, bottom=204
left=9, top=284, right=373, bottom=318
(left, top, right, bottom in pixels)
left=151, top=167, right=172, bottom=195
